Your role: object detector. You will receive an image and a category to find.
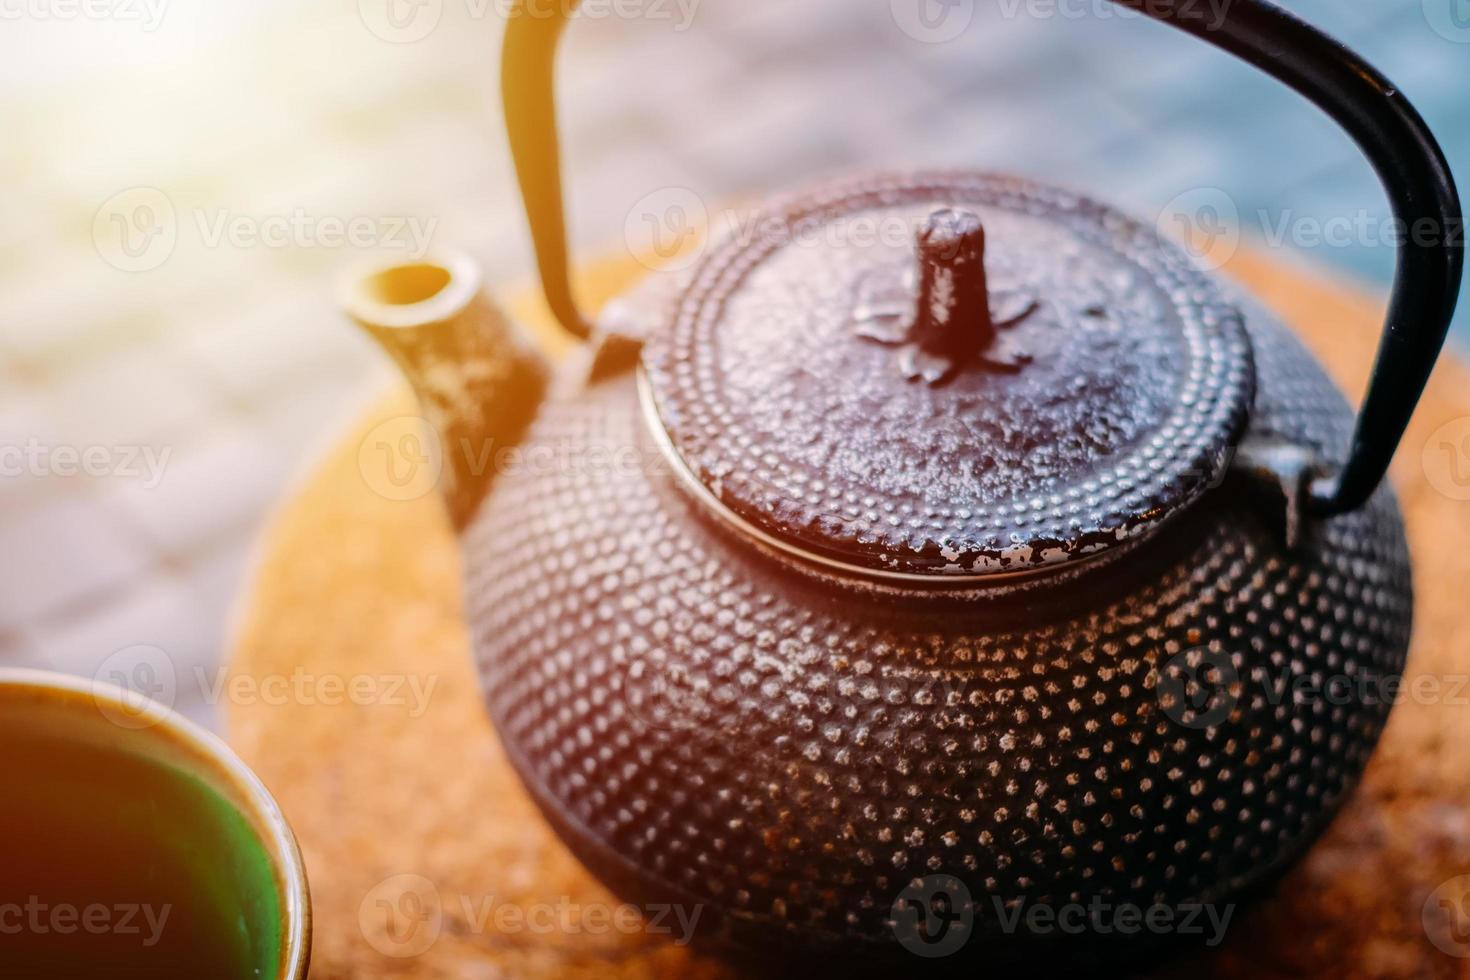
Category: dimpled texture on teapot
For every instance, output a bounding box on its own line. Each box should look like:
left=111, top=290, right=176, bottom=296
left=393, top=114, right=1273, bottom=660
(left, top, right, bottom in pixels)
left=643, top=174, right=1255, bottom=577
left=463, top=297, right=1409, bottom=957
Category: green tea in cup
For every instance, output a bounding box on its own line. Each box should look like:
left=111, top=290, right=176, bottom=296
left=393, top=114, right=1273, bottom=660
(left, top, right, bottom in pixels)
left=0, top=669, right=310, bottom=979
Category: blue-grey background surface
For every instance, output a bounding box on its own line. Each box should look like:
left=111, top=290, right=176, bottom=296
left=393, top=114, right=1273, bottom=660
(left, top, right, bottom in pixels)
left=0, top=0, right=1465, bottom=728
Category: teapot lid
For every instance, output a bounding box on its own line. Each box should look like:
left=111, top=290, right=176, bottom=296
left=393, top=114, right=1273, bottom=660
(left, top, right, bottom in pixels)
left=641, top=172, right=1255, bottom=580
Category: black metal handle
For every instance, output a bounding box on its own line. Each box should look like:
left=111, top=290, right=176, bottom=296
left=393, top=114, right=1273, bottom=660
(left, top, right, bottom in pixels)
left=1114, top=0, right=1463, bottom=515
left=502, top=3, right=592, bottom=339
left=502, top=0, right=1464, bottom=514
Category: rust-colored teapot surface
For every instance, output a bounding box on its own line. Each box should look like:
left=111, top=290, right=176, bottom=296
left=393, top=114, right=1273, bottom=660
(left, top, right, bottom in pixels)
left=342, top=0, right=1463, bottom=969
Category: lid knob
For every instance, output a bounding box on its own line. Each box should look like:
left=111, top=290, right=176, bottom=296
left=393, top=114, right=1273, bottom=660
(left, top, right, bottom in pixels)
left=858, top=207, right=1038, bottom=385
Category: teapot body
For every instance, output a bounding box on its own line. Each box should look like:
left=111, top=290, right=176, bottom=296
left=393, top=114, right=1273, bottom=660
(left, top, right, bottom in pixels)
left=338, top=0, right=1463, bottom=965
left=462, top=261, right=1410, bottom=959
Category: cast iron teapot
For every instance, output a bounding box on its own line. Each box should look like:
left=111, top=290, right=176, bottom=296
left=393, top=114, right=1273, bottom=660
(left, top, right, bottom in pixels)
left=342, top=0, right=1463, bottom=967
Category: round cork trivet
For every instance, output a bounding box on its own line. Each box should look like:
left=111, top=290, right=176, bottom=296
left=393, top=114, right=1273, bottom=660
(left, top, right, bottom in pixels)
left=226, top=251, right=1470, bottom=978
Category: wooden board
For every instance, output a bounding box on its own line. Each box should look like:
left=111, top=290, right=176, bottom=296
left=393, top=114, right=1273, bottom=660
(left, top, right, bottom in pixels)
left=226, top=252, right=1470, bottom=978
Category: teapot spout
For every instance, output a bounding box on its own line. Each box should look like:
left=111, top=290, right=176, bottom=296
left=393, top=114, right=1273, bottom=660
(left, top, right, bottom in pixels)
left=342, top=250, right=549, bottom=529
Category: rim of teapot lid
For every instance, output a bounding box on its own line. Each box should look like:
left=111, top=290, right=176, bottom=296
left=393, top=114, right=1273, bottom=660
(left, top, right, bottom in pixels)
left=641, top=171, right=1255, bottom=580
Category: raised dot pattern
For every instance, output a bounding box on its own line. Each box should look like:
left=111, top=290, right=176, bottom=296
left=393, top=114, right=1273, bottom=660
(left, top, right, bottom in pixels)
left=642, top=173, right=1256, bottom=576
left=464, top=293, right=1409, bottom=953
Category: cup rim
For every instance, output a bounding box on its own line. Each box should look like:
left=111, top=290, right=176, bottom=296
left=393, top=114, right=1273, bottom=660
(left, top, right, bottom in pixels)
left=0, top=667, right=311, bottom=979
